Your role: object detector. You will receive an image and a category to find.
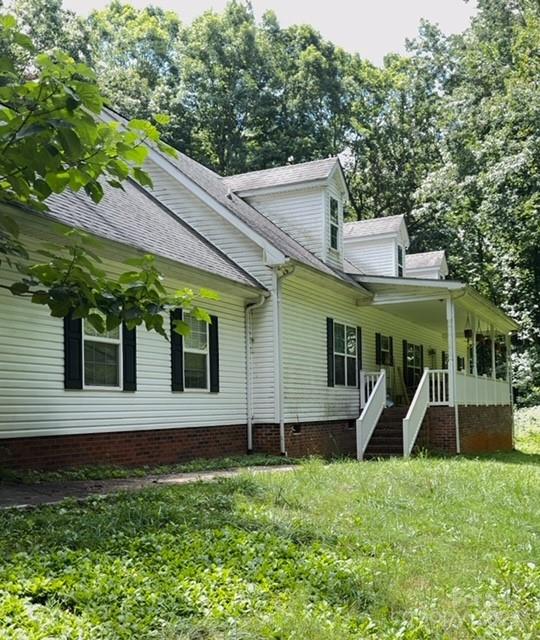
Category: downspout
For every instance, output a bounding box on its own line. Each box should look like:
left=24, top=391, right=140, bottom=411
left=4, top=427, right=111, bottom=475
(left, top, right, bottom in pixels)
left=274, top=263, right=296, bottom=456
left=245, top=293, right=267, bottom=452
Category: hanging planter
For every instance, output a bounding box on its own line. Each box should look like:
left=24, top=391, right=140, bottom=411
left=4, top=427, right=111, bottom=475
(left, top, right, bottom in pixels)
left=464, top=314, right=473, bottom=340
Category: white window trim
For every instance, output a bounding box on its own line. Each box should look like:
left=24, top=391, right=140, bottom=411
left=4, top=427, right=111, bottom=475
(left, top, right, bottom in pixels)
left=82, top=320, right=123, bottom=391
left=329, top=196, right=340, bottom=252
left=397, top=244, right=404, bottom=276
left=406, top=343, right=423, bottom=381
left=183, top=317, right=210, bottom=392
left=380, top=334, right=392, bottom=366
left=333, top=321, right=358, bottom=387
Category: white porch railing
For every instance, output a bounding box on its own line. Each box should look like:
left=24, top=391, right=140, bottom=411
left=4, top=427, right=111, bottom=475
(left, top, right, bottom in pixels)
left=360, top=371, right=383, bottom=408
left=403, top=369, right=431, bottom=458
left=357, top=370, right=386, bottom=460
left=429, top=369, right=449, bottom=405
left=456, top=373, right=510, bottom=406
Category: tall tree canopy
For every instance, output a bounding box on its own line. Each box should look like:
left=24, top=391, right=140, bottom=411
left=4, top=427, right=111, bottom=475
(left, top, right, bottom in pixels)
left=4, top=0, right=540, bottom=402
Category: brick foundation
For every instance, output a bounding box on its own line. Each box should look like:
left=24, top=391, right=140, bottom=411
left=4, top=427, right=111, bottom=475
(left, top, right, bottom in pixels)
left=416, top=405, right=513, bottom=454
left=253, top=420, right=357, bottom=458
left=0, top=405, right=514, bottom=470
left=0, top=424, right=248, bottom=470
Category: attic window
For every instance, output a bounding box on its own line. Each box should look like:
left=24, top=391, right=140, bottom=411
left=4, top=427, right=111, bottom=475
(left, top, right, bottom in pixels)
left=329, top=198, right=339, bottom=251
left=397, top=245, right=404, bottom=276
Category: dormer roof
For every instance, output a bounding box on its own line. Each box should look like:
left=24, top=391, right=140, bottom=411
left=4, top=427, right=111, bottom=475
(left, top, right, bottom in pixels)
left=405, top=250, right=446, bottom=270
left=344, top=214, right=409, bottom=248
left=223, top=157, right=339, bottom=193
left=344, top=214, right=405, bottom=239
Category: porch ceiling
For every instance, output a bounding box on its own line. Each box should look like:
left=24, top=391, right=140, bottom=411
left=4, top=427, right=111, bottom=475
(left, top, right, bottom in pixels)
left=375, top=298, right=477, bottom=336
left=356, top=277, right=518, bottom=334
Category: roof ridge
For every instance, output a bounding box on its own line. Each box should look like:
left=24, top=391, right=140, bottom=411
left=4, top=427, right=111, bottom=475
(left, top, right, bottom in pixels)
left=224, top=156, right=339, bottom=181
left=344, top=213, right=405, bottom=226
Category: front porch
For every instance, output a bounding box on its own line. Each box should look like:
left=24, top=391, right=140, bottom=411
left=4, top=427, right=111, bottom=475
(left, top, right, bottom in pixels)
left=355, top=277, right=517, bottom=459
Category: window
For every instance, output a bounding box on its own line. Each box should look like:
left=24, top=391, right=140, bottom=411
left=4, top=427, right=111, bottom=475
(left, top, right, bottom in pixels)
left=184, top=314, right=209, bottom=389
left=329, top=197, right=339, bottom=251
left=376, top=334, right=393, bottom=366
left=405, top=342, right=423, bottom=387
left=397, top=245, right=404, bottom=277
left=83, top=319, right=122, bottom=388
left=334, top=322, right=357, bottom=387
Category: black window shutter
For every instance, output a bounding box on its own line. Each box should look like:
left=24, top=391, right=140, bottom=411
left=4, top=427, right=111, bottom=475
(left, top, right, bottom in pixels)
left=122, top=323, right=137, bottom=391
left=442, top=350, right=447, bottom=368
left=209, top=315, right=219, bottom=392
left=326, top=318, right=334, bottom=387
left=389, top=336, right=394, bottom=365
left=403, top=339, right=409, bottom=386
left=356, top=326, right=362, bottom=386
left=375, top=332, right=382, bottom=365
left=64, top=314, right=83, bottom=389
left=171, top=309, right=184, bottom=392
left=420, top=345, right=424, bottom=372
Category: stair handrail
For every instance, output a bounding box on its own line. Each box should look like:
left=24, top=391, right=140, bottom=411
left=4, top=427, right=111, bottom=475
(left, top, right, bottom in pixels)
left=402, top=368, right=430, bottom=458
left=357, top=369, right=386, bottom=460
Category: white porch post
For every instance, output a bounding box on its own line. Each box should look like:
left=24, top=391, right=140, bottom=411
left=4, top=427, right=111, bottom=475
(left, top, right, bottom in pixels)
left=472, top=314, right=478, bottom=404
left=505, top=333, right=514, bottom=446
left=446, top=297, right=460, bottom=453
left=491, top=326, right=496, bottom=381
left=446, top=298, right=456, bottom=407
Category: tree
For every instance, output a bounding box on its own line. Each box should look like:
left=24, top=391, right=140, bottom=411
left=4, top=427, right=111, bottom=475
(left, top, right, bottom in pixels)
left=0, top=14, right=213, bottom=337
left=412, top=0, right=540, bottom=404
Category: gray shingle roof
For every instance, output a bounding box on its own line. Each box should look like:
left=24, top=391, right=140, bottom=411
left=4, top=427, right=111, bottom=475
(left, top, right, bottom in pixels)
left=222, top=157, right=338, bottom=192
left=37, top=180, right=263, bottom=289
left=344, top=215, right=404, bottom=239
left=405, top=251, right=446, bottom=269
left=161, top=152, right=357, bottom=282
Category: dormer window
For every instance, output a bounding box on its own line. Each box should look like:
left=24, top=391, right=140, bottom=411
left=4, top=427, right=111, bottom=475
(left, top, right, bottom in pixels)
left=329, top=197, right=339, bottom=251
left=397, top=245, right=404, bottom=276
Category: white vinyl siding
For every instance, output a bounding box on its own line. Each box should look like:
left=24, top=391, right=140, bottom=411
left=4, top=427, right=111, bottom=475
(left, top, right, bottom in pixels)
left=245, top=187, right=325, bottom=259
left=145, top=160, right=272, bottom=287
left=344, top=237, right=397, bottom=276
left=0, top=222, right=252, bottom=439
left=281, top=272, right=467, bottom=422
left=143, top=159, right=277, bottom=421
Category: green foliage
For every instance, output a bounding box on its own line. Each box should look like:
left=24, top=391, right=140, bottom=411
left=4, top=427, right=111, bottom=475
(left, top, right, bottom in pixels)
left=1, top=448, right=539, bottom=638
left=4, top=0, right=540, bottom=391
left=0, top=453, right=295, bottom=484
left=0, top=11, right=213, bottom=335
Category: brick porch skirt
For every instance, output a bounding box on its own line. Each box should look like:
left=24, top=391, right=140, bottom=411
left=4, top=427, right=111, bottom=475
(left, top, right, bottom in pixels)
left=416, top=405, right=513, bottom=454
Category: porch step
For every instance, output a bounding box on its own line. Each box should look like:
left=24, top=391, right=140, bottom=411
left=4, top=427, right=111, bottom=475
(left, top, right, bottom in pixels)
left=363, top=407, right=408, bottom=459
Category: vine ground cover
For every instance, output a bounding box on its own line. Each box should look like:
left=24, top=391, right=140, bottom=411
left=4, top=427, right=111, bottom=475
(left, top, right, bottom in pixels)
left=0, top=432, right=539, bottom=639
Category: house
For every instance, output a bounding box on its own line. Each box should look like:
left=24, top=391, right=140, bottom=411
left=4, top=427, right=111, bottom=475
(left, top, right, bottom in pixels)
left=0, top=113, right=518, bottom=469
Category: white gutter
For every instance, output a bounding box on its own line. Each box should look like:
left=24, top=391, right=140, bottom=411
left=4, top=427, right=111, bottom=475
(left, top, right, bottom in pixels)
left=273, top=263, right=296, bottom=455
left=245, top=293, right=268, bottom=452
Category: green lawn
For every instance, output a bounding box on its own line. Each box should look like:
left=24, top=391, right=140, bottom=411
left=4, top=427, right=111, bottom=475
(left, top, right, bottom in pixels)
left=1, top=434, right=539, bottom=639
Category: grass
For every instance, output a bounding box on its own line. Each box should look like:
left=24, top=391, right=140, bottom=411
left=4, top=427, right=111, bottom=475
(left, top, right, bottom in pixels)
left=0, top=429, right=539, bottom=638
left=0, top=453, right=294, bottom=484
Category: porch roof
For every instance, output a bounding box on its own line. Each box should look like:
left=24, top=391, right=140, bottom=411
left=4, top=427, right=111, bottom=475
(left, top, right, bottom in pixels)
left=354, top=275, right=518, bottom=335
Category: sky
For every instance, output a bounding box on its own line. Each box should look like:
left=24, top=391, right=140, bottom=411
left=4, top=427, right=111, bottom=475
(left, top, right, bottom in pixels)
left=62, top=0, right=477, bottom=66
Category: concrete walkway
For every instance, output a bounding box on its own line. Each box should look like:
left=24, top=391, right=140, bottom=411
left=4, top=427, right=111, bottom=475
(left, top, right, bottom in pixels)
left=0, top=465, right=297, bottom=510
